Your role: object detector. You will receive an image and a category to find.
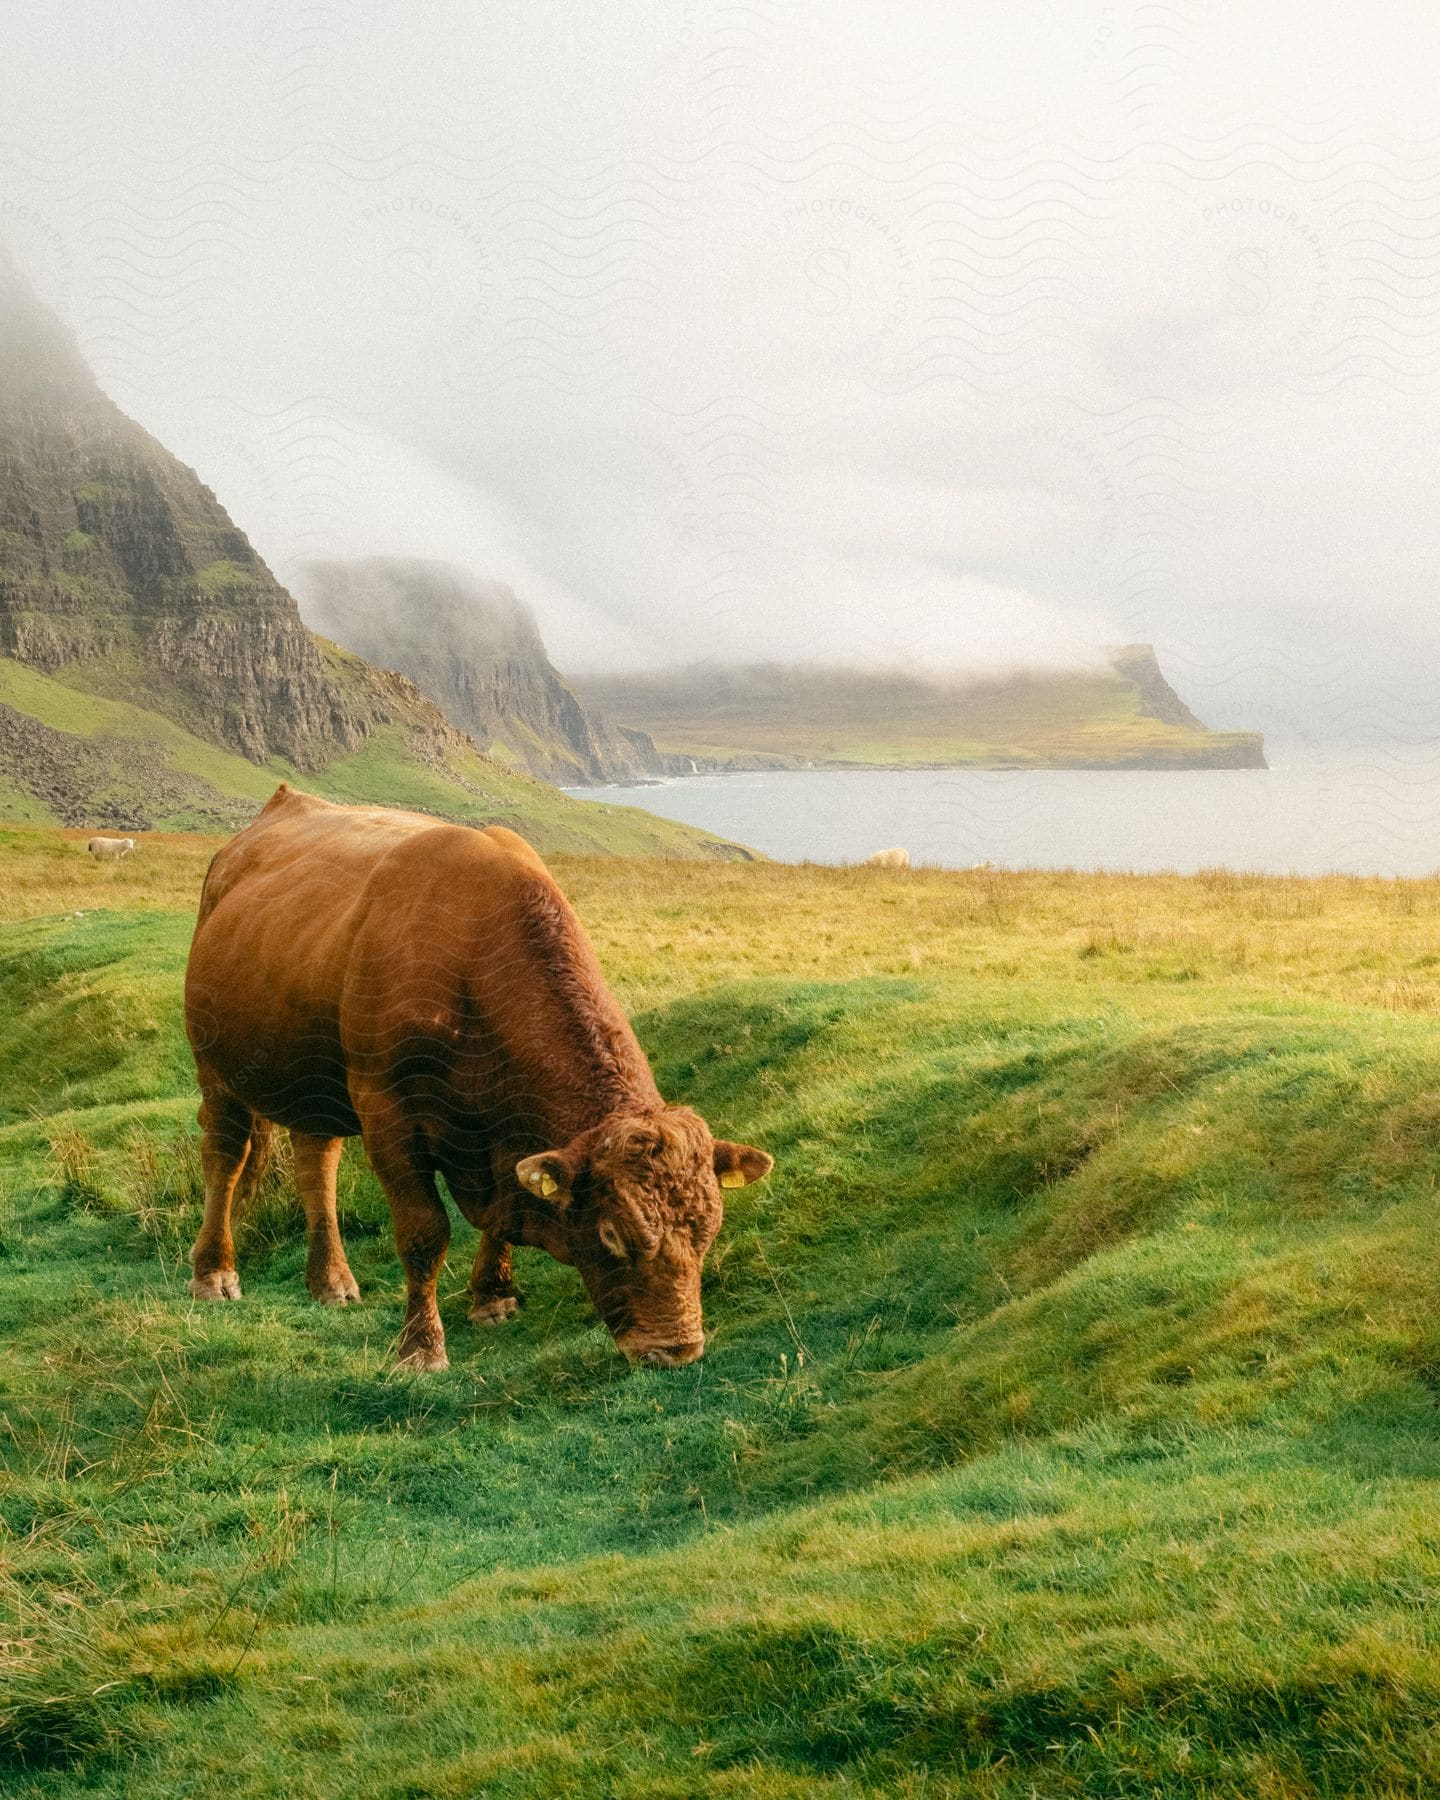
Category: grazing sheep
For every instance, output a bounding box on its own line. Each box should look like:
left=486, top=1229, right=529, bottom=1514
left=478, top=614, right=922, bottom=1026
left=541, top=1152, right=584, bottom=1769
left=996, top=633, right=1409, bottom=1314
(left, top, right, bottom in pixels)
left=863, top=847, right=910, bottom=869
left=86, top=836, right=136, bottom=862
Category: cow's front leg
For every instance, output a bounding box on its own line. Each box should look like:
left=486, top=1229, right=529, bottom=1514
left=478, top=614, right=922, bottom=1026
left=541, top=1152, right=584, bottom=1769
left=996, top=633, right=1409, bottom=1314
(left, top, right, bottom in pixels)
left=469, top=1230, right=521, bottom=1326
left=360, top=1105, right=451, bottom=1371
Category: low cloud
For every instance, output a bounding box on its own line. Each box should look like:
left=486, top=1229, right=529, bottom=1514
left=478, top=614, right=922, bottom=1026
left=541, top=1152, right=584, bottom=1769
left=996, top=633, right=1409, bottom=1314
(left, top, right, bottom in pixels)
left=4, top=1, right=1440, bottom=735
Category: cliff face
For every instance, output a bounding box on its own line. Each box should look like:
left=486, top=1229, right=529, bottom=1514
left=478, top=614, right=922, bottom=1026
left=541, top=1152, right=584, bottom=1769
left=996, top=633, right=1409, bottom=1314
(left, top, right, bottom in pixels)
left=1105, top=644, right=1207, bottom=732
left=297, top=558, right=664, bottom=785
left=0, top=254, right=378, bottom=770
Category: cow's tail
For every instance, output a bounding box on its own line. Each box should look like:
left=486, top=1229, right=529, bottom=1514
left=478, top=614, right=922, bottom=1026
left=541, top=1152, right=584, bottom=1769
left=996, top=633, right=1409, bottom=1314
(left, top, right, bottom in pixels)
left=236, top=1115, right=277, bottom=1212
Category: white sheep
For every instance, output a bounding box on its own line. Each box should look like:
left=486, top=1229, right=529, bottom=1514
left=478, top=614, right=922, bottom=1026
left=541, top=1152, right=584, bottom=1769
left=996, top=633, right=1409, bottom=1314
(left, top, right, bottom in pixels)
left=86, top=836, right=137, bottom=862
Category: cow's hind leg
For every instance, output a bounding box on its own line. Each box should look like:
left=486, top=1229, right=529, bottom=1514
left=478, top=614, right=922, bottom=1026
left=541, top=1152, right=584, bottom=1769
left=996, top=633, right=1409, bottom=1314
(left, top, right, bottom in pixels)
left=293, top=1132, right=360, bottom=1305
left=189, top=1086, right=254, bottom=1300
left=469, top=1231, right=520, bottom=1326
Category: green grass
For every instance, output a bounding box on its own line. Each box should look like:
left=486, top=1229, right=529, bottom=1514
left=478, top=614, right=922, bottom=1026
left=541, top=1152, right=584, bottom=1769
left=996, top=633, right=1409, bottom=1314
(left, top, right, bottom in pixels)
left=194, top=560, right=262, bottom=593
left=0, top=774, right=54, bottom=824
left=4, top=838, right=1440, bottom=1793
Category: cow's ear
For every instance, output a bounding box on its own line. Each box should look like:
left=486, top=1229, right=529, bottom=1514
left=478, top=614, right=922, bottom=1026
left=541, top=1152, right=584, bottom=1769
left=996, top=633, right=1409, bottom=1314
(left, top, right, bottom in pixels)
left=713, top=1142, right=774, bottom=1190
left=515, top=1151, right=574, bottom=1206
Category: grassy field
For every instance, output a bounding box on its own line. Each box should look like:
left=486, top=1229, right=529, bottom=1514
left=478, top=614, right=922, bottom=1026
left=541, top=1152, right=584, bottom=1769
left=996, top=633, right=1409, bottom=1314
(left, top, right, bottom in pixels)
left=6, top=831, right=1440, bottom=1795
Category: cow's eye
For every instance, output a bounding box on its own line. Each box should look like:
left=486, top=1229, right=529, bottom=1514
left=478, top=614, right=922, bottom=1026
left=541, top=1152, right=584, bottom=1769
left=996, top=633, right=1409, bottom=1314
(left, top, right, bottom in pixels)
left=597, top=1219, right=628, bottom=1260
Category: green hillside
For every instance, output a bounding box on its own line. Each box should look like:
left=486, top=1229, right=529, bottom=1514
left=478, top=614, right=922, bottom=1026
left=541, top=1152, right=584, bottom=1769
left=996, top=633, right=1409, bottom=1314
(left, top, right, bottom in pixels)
left=577, top=647, right=1267, bottom=772
left=0, top=658, right=749, bottom=857
left=4, top=840, right=1440, bottom=1794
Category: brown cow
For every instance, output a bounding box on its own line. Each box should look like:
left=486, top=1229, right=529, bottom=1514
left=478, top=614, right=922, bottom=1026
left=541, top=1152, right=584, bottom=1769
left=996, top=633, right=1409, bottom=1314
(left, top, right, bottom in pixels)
left=183, top=786, right=771, bottom=1371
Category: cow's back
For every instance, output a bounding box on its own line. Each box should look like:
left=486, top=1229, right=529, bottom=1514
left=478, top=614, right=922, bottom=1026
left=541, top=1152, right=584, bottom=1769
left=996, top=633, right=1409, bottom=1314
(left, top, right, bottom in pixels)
left=197, top=787, right=443, bottom=920
left=186, top=787, right=530, bottom=1135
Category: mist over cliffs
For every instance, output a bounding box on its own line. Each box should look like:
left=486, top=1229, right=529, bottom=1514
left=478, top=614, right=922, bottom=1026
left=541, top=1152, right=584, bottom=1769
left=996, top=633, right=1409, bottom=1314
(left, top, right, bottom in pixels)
left=0, top=252, right=1263, bottom=820
left=0, top=251, right=502, bottom=794
left=0, top=252, right=505, bottom=791
left=296, top=559, right=662, bottom=785
left=294, top=557, right=1265, bottom=782
left=0, top=256, right=746, bottom=854
left=575, top=652, right=1267, bottom=772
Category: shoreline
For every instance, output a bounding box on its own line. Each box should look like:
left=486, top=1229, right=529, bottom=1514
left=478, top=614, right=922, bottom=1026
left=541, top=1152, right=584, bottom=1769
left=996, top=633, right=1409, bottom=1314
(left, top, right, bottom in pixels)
left=569, top=756, right=1273, bottom=792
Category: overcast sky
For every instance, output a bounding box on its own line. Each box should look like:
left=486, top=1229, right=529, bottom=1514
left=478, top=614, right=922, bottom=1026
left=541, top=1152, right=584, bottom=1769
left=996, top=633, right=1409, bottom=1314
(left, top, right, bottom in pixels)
left=5, top=1, right=1440, bottom=744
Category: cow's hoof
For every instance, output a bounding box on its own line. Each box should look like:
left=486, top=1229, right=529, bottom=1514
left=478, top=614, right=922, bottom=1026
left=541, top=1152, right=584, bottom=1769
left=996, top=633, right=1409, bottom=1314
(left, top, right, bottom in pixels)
left=396, top=1345, right=449, bottom=1373
left=190, top=1269, right=241, bottom=1301
left=310, top=1273, right=361, bottom=1305
left=469, top=1293, right=521, bottom=1326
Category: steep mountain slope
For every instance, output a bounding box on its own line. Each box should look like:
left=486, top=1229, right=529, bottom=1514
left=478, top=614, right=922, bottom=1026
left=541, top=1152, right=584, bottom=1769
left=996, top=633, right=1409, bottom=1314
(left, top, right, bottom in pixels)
left=0, top=257, right=747, bottom=855
left=576, top=648, right=1267, bottom=771
left=297, top=558, right=662, bottom=784
left=0, top=251, right=360, bottom=768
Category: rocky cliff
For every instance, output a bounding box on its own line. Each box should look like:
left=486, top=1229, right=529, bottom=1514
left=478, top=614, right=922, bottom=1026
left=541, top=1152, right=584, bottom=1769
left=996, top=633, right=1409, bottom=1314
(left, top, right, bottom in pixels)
left=1105, top=644, right=1207, bottom=732
left=0, top=258, right=570, bottom=788
left=296, top=558, right=664, bottom=785
left=0, top=252, right=385, bottom=767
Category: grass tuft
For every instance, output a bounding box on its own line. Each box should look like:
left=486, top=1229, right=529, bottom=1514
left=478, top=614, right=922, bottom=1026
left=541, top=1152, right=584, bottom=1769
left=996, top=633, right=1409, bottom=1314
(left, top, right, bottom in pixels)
left=0, top=1575, right=152, bottom=1771
left=45, top=1128, right=112, bottom=1215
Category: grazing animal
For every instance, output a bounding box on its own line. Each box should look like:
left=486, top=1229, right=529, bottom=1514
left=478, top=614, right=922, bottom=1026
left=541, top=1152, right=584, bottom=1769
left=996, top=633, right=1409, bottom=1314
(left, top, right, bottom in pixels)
left=863, top=847, right=910, bottom=869
left=182, top=786, right=772, bottom=1371
left=87, top=836, right=136, bottom=861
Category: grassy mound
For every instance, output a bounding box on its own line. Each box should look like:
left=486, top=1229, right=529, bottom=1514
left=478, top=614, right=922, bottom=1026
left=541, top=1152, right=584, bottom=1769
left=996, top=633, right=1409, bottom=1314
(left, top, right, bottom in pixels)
left=4, top=839, right=1440, bottom=1793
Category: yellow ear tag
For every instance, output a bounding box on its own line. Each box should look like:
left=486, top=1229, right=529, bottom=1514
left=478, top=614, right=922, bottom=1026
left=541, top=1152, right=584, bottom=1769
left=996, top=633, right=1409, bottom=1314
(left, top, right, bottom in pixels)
left=719, top=1169, right=746, bottom=1189
left=539, top=1173, right=559, bottom=1197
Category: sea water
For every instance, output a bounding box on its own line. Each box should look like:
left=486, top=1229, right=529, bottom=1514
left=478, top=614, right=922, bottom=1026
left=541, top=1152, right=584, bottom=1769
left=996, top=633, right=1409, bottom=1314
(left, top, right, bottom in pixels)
left=569, top=745, right=1440, bottom=876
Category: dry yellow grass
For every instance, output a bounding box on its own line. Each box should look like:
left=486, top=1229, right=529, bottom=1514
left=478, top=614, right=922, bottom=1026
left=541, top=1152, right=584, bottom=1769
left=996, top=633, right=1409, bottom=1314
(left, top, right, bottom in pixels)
left=0, top=826, right=220, bottom=920
left=8, top=825, right=1440, bottom=1018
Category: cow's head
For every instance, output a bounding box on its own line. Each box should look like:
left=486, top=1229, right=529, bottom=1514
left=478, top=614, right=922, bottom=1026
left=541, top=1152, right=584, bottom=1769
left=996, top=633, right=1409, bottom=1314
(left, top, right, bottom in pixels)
left=515, top=1106, right=772, bottom=1366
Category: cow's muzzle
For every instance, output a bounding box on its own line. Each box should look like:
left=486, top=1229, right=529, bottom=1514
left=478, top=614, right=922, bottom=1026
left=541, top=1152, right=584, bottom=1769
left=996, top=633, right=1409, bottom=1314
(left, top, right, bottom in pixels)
left=617, top=1331, right=705, bottom=1368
